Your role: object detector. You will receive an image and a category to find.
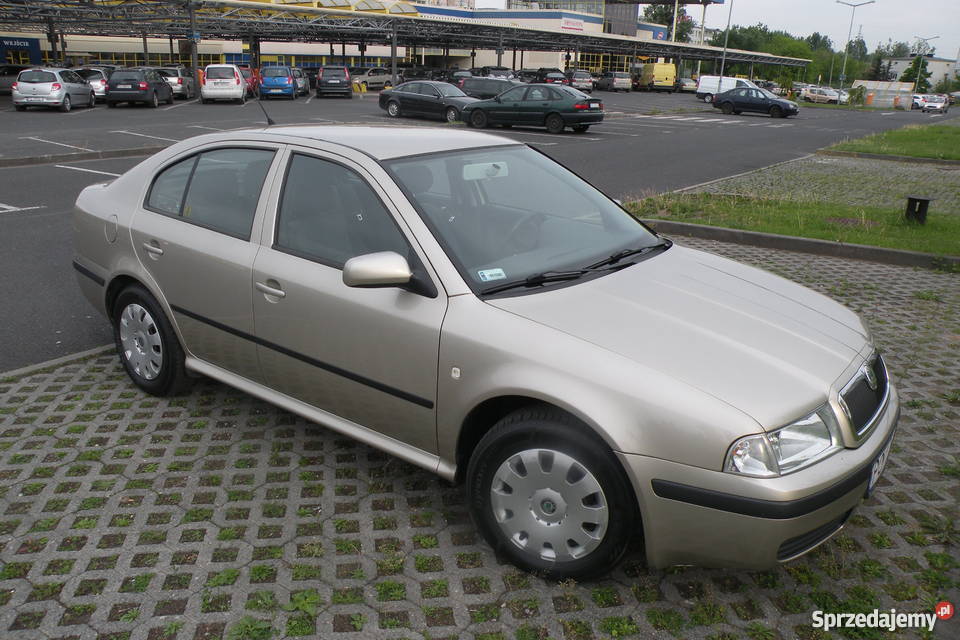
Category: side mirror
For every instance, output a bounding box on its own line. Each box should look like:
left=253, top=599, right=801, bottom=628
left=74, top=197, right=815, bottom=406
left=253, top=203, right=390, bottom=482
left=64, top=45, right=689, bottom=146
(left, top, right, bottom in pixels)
left=494, top=96, right=501, bottom=103
left=343, top=251, right=412, bottom=288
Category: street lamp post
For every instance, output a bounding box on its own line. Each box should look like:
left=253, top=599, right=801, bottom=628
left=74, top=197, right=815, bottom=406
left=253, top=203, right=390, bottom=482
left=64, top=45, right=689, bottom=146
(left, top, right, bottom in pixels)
left=836, top=0, right=874, bottom=89
left=671, top=0, right=680, bottom=42
left=911, top=35, right=940, bottom=94
left=718, top=0, right=734, bottom=80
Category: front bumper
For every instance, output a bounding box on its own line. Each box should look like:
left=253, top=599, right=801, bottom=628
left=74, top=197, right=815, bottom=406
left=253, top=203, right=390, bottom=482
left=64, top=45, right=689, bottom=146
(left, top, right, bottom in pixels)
left=618, top=382, right=899, bottom=569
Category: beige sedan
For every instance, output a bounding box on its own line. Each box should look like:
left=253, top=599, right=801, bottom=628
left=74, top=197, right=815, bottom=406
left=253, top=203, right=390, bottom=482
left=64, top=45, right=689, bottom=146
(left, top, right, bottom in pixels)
left=73, top=126, right=898, bottom=577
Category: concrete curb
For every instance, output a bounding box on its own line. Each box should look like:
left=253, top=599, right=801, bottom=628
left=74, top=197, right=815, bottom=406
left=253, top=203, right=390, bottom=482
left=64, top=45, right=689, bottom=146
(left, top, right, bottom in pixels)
left=642, top=219, right=960, bottom=270
left=0, top=344, right=114, bottom=380
left=0, top=146, right=168, bottom=168
left=817, top=149, right=960, bottom=167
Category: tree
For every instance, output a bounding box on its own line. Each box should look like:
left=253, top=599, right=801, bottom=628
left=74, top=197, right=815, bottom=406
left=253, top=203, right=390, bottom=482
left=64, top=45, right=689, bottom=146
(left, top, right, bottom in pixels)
left=900, top=56, right=932, bottom=92
left=805, top=32, right=833, bottom=51
left=846, top=36, right=868, bottom=61
left=876, top=39, right=911, bottom=59
left=865, top=54, right=893, bottom=81
left=641, top=4, right=695, bottom=42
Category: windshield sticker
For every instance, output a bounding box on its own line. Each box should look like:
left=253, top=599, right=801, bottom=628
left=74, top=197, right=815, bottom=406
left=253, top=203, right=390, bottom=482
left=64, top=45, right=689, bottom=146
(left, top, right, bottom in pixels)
left=477, top=268, right=506, bottom=282
left=463, top=162, right=509, bottom=181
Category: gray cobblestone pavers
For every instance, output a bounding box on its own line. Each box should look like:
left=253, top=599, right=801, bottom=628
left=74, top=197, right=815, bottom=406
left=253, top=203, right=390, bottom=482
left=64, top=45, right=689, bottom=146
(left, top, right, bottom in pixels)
left=0, top=238, right=957, bottom=640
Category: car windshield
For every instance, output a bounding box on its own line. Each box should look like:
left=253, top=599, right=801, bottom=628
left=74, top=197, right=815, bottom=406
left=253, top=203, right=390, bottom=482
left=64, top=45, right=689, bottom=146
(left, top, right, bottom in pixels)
left=437, top=83, right=466, bottom=97
left=18, top=70, right=56, bottom=83
left=206, top=67, right=235, bottom=79
left=262, top=67, right=290, bottom=77
left=759, top=88, right=779, bottom=99
left=387, top=146, right=660, bottom=293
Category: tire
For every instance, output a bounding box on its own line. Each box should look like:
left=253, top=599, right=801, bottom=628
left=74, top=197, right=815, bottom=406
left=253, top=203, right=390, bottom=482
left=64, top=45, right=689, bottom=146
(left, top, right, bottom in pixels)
left=239, top=93, right=246, bottom=105
left=88, top=93, right=96, bottom=108
left=386, top=101, right=401, bottom=118
left=166, top=91, right=174, bottom=105
left=200, top=97, right=208, bottom=104
left=769, top=105, right=783, bottom=118
left=466, top=407, right=637, bottom=579
left=572, top=124, right=589, bottom=133
left=149, top=92, right=158, bottom=108
left=470, top=109, right=489, bottom=129
left=59, top=95, right=71, bottom=112
left=702, top=93, right=713, bottom=103
left=14, top=105, right=26, bottom=111
left=721, top=102, right=734, bottom=115
left=545, top=113, right=564, bottom=134
left=112, top=284, right=190, bottom=397
left=445, top=106, right=459, bottom=123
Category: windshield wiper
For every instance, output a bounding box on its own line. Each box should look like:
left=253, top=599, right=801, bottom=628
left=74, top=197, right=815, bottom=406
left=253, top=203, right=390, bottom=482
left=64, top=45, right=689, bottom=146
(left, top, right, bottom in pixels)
left=480, top=270, right=590, bottom=296
left=584, top=238, right=672, bottom=270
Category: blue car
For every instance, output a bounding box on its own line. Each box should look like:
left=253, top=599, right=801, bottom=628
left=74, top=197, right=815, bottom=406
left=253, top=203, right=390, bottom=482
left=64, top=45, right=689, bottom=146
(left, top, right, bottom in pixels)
left=260, top=66, right=298, bottom=99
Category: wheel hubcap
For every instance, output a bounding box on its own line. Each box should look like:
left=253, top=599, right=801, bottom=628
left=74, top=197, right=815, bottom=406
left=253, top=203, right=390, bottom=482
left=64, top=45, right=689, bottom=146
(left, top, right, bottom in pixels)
left=490, top=449, right=608, bottom=562
left=119, top=303, right=163, bottom=381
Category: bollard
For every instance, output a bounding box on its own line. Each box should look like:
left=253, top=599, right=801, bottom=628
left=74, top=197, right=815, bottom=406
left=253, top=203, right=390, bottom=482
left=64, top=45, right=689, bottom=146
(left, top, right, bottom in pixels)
left=905, top=196, right=933, bottom=224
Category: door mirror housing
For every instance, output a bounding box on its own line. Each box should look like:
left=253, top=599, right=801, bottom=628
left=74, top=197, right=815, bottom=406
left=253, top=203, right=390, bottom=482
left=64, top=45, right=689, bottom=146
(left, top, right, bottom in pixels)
left=494, top=96, right=501, bottom=103
left=343, top=251, right=412, bottom=288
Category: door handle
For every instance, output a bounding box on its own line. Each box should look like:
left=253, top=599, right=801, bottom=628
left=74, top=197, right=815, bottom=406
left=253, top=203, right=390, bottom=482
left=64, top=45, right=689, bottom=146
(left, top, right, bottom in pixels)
left=255, top=281, right=286, bottom=299
left=142, top=241, right=163, bottom=256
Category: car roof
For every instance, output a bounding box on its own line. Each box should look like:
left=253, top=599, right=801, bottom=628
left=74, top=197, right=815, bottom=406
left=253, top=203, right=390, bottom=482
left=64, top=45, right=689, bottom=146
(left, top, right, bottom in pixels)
left=227, top=126, right=519, bottom=161
left=22, top=67, right=67, bottom=72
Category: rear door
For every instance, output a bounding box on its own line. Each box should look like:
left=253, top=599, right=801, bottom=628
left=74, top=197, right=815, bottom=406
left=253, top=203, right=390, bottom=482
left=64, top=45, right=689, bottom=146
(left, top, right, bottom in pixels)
left=130, top=144, right=282, bottom=382
left=518, top=85, right=552, bottom=123
left=397, top=82, right=422, bottom=113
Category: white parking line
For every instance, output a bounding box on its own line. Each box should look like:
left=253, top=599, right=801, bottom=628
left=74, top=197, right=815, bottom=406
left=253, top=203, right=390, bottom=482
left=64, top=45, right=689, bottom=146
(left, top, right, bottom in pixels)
left=163, top=99, right=198, bottom=111
left=0, top=202, right=45, bottom=214
left=19, top=137, right=95, bottom=152
left=109, top=130, right=179, bottom=142
left=54, top=165, right=121, bottom=177
left=304, top=95, right=314, bottom=105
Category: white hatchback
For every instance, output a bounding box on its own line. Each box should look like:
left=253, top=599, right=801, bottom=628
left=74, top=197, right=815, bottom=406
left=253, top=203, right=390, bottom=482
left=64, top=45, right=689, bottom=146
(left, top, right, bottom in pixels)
left=201, top=64, right=246, bottom=104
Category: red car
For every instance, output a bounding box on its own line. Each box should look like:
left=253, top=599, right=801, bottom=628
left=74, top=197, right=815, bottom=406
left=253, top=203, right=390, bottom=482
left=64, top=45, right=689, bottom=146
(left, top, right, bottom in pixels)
left=236, top=64, right=260, bottom=97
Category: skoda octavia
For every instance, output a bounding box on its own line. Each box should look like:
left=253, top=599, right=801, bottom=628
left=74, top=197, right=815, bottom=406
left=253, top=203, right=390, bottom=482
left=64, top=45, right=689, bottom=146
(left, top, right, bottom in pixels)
left=73, top=126, right=898, bottom=578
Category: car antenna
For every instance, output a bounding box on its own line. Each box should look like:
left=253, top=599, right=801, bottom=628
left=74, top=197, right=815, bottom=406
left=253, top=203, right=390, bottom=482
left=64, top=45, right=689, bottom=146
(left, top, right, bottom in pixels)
left=255, top=94, right=276, bottom=126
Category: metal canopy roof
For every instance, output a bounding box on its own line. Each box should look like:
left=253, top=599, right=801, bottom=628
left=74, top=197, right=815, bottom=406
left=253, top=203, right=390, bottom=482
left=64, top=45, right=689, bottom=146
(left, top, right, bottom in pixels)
left=0, top=0, right=808, bottom=66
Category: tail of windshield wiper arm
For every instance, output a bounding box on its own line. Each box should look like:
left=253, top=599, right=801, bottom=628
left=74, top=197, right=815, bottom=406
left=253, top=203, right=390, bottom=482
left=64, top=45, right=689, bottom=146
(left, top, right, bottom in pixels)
left=480, top=270, right=588, bottom=296
left=585, top=239, right=673, bottom=270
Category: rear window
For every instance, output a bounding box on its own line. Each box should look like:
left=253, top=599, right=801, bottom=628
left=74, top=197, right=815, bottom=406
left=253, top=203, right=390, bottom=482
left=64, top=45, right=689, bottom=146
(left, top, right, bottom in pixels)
left=110, top=71, right=143, bottom=82
left=614, top=73, right=630, bottom=78
left=156, top=69, right=177, bottom=78
left=18, top=70, right=57, bottom=83
left=76, top=69, right=105, bottom=80
left=546, top=73, right=564, bottom=79
left=206, top=67, right=236, bottom=79
left=240, top=69, right=252, bottom=78
left=262, top=67, right=290, bottom=77
left=322, top=68, right=346, bottom=77
left=572, top=72, right=590, bottom=79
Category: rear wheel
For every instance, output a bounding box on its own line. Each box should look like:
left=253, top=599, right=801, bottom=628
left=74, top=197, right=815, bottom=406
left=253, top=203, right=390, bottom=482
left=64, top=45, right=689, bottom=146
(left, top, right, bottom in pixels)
left=88, top=93, right=96, bottom=107
left=386, top=101, right=401, bottom=118
left=572, top=124, right=589, bottom=133
left=721, top=102, right=734, bottom=115
left=466, top=407, right=637, bottom=579
left=149, top=92, right=158, bottom=108
left=545, top=113, right=564, bottom=134
left=769, top=105, right=783, bottom=118
left=166, top=91, right=174, bottom=105
left=59, top=95, right=71, bottom=112
left=445, top=106, right=459, bottom=123
left=470, top=109, right=489, bottom=129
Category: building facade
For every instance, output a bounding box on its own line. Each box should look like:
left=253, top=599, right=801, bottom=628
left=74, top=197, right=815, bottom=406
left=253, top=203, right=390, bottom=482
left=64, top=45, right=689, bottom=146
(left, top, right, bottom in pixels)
left=884, top=55, right=959, bottom=89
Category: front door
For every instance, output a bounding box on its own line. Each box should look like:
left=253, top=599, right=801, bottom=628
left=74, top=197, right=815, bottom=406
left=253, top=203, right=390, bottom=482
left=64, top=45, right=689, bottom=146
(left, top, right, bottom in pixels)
left=491, top=85, right=526, bottom=123
left=130, top=145, right=280, bottom=382
left=252, top=148, right=447, bottom=454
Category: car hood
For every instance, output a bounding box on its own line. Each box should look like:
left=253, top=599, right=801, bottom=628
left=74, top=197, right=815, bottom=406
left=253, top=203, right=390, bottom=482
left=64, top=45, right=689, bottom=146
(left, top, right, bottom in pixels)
left=444, top=96, right=480, bottom=106
left=486, top=245, right=869, bottom=428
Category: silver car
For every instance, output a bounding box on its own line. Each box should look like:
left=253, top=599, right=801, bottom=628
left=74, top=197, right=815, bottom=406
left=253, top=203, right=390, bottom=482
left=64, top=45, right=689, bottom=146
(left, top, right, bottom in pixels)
left=74, top=67, right=111, bottom=97
left=13, top=67, right=96, bottom=111
left=158, top=66, right=198, bottom=99
left=73, top=126, right=898, bottom=577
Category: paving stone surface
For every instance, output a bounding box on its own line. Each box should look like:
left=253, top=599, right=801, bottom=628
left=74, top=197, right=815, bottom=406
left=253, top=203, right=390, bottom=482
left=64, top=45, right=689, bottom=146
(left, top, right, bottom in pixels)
left=0, top=238, right=958, bottom=640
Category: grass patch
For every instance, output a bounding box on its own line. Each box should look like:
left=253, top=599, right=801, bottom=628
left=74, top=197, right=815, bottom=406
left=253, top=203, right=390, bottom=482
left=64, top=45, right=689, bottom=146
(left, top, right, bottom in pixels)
left=831, top=123, right=960, bottom=161
left=629, top=194, right=960, bottom=256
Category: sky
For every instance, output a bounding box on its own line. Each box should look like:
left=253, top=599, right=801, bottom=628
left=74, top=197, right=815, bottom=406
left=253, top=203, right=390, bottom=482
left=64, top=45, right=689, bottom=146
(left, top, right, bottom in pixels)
left=473, top=0, right=960, bottom=60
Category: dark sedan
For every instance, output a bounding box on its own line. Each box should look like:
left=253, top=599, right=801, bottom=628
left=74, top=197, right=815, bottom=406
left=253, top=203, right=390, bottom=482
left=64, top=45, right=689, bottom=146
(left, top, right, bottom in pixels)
left=713, top=87, right=799, bottom=118
left=105, top=68, right=174, bottom=108
left=461, top=83, right=603, bottom=134
left=379, top=81, right=478, bottom=123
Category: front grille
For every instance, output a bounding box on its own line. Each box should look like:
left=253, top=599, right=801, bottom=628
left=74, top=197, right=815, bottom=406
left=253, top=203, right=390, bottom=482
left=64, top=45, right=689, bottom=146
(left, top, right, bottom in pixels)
left=777, top=509, right=852, bottom=561
left=841, top=354, right=888, bottom=434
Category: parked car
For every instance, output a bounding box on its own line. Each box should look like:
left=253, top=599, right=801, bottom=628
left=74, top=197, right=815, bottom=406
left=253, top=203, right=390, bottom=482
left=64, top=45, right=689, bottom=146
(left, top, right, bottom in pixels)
left=316, top=66, right=353, bottom=98
left=105, top=68, right=173, bottom=108
left=597, top=71, right=631, bottom=92
left=200, top=64, right=246, bottom=104
left=535, top=67, right=563, bottom=82
left=157, top=66, right=197, bottom=99
left=13, top=67, right=97, bottom=111
left=459, top=76, right=522, bottom=100
left=516, top=69, right=539, bottom=83
left=350, top=67, right=393, bottom=90
left=713, top=87, right=799, bottom=118
left=0, top=64, right=30, bottom=94
left=293, top=68, right=309, bottom=96
left=481, top=65, right=513, bottom=78
left=921, top=94, right=949, bottom=113
left=379, top=80, right=478, bottom=122
left=73, top=125, right=898, bottom=578
left=565, top=70, right=593, bottom=93
left=237, top=66, right=260, bottom=97
left=462, top=83, right=603, bottom=133
left=802, top=86, right=843, bottom=104
left=259, top=66, right=299, bottom=99
left=73, top=67, right=111, bottom=97
left=303, top=67, right=320, bottom=89
left=676, top=77, right=697, bottom=92
left=542, top=72, right=568, bottom=85
left=697, top=75, right=758, bottom=103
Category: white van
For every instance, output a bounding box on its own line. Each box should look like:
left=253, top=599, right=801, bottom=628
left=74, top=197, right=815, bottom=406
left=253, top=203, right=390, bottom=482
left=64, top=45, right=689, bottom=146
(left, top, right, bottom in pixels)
left=695, top=75, right=758, bottom=103
left=201, top=64, right=246, bottom=104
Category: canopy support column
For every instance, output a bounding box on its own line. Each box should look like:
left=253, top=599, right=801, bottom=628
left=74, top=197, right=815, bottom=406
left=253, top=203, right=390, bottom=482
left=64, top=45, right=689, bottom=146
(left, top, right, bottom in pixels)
left=390, top=23, right=397, bottom=86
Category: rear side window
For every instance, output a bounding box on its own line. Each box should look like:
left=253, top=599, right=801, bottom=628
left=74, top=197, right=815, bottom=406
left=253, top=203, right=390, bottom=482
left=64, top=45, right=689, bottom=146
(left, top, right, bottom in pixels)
left=18, top=70, right=56, bottom=83
left=206, top=67, right=235, bottom=79
left=147, top=148, right=275, bottom=239
left=275, top=154, right=408, bottom=267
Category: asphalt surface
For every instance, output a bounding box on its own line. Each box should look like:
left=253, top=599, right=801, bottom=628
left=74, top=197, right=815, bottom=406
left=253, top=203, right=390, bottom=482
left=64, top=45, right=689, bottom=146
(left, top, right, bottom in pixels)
left=0, top=90, right=948, bottom=371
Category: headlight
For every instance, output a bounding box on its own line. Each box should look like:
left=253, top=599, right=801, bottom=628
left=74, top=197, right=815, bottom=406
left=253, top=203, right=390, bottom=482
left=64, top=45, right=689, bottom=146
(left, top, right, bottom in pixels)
left=724, top=405, right=842, bottom=477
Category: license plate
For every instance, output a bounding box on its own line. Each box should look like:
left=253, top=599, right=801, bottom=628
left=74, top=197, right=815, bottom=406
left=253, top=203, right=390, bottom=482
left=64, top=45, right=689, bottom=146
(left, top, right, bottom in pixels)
left=327, top=80, right=340, bottom=84
left=215, top=80, right=228, bottom=86
left=269, top=89, right=281, bottom=93
left=867, top=438, right=893, bottom=495
left=118, top=84, right=131, bottom=89
left=26, top=97, right=41, bottom=102
left=589, top=103, right=599, bottom=109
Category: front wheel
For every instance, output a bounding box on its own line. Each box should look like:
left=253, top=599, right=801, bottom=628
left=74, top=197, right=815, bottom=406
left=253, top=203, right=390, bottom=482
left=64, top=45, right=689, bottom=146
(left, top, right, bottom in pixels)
left=60, top=95, right=71, bottom=112
left=769, top=105, right=783, bottom=118
left=386, top=101, right=401, bottom=118
left=702, top=94, right=713, bottom=103
left=445, top=106, right=459, bottom=123
left=470, top=109, right=489, bottom=129
left=572, top=124, right=589, bottom=133
left=112, top=285, right=190, bottom=397
left=545, top=113, right=564, bottom=134
left=466, top=407, right=637, bottom=579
